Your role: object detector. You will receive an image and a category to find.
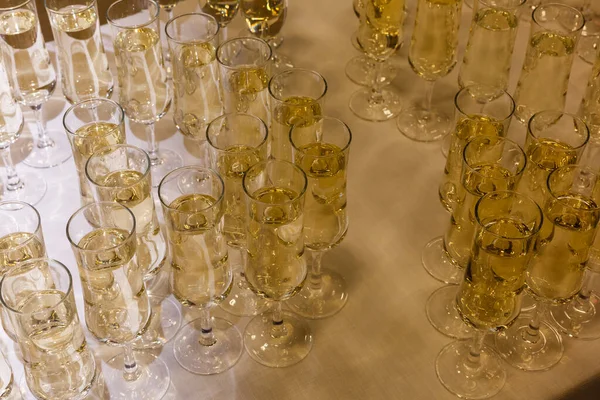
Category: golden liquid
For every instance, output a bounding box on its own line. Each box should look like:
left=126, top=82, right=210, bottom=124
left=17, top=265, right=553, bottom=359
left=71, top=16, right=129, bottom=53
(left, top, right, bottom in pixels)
left=297, top=143, right=348, bottom=250
left=114, top=27, right=170, bottom=124
left=358, top=0, right=404, bottom=60
left=76, top=228, right=149, bottom=345
left=222, top=66, right=269, bottom=124
left=17, top=290, right=95, bottom=400
left=165, top=194, right=230, bottom=308
left=71, top=122, right=125, bottom=205
left=241, top=0, right=287, bottom=38
left=0, top=232, right=45, bottom=275
left=409, top=0, right=462, bottom=80
left=459, top=7, right=519, bottom=92
left=514, top=32, right=577, bottom=123
left=271, top=96, right=323, bottom=161
left=49, top=5, right=113, bottom=103
left=458, top=218, right=535, bottom=330
left=246, top=187, right=306, bottom=300
left=202, top=0, right=240, bottom=26
left=0, top=9, right=56, bottom=106
left=171, top=42, right=222, bottom=140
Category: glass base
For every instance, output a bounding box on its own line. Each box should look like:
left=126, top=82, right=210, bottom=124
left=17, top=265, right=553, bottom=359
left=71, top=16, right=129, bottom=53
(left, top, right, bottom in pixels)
left=520, top=291, right=537, bottom=313
left=23, top=129, right=72, bottom=168
left=132, top=295, right=182, bottom=350
left=550, top=293, right=600, bottom=340
left=0, top=170, right=46, bottom=205
left=436, top=340, right=506, bottom=400
left=220, top=271, right=270, bottom=317
left=244, top=309, right=313, bottom=368
left=426, top=285, right=473, bottom=339
left=495, top=316, right=563, bottom=371
left=397, top=106, right=451, bottom=142
left=104, top=352, right=170, bottom=400
left=149, top=149, right=183, bottom=187
left=173, top=316, right=243, bottom=375
left=349, top=88, right=402, bottom=122
left=422, top=237, right=463, bottom=285
left=286, top=269, right=348, bottom=319
left=345, top=56, right=397, bottom=87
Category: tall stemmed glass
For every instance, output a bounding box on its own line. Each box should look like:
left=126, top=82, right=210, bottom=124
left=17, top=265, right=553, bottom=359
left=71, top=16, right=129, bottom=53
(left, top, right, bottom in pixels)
left=207, top=113, right=270, bottom=317
left=0, top=0, right=71, bottom=168
left=243, top=160, right=312, bottom=367
left=66, top=202, right=170, bottom=400
left=107, top=0, right=182, bottom=187
left=202, top=0, right=241, bottom=43
left=496, top=166, right=600, bottom=371
left=0, top=62, right=45, bottom=204
left=159, top=166, right=243, bottom=375
left=286, top=117, right=351, bottom=319
left=436, top=191, right=543, bottom=399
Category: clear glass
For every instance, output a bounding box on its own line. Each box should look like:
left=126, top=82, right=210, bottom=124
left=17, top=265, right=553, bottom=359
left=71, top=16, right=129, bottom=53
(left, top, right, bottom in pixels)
left=1, top=258, right=97, bottom=400
left=286, top=117, right=351, bottom=319
left=0, top=0, right=71, bottom=169
left=202, top=0, right=240, bottom=42
left=436, top=191, right=542, bottom=399
left=63, top=98, right=126, bottom=206
left=157, top=0, right=181, bottom=65
left=268, top=68, right=327, bottom=161
left=107, top=0, right=182, bottom=186
left=159, top=166, right=242, bottom=375
left=397, top=0, right=462, bottom=141
left=497, top=166, right=600, bottom=371
left=66, top=202, right=169, bottom=400
left=513, top=4, right=584, bottom=123
left=45, top=0, right=114, bottom=104
left=579, top=52, right=600, bottom=135
left=242, top=160, right=312, bottom=367
left=0, top=350, right=14, bottom=399
left=165, top=12, right=223, bottom=142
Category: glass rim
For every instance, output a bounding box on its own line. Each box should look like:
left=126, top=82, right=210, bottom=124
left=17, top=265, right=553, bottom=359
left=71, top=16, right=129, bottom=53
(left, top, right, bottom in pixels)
left=106, top=0, right=159, bottom=30
left=527, top=110, right=590, bottom=150
left=66, top=201, right=137, bottom=252
left=0, top=0, right=33, bottom=12
left=216, top=37, right=272, bottom=68
left=0, top=258, right=73, bottom=315
left=289, top=116, right=352, bottom=156
left=63, top=98, right=124, bottom=137
left=165, top=12, right=219, bottom=45
left=532, top=3, right=585, bottom=33
left=0, top=200, right=42, bottom=255
left=547, top=165, right=600, bottom=214
left=45, top=0, right=95, bottom=14
left=480, top=0, right=526, bottom=9
left=242, top=160, right=308, bottom=204
left=454, top=85, right=515, bottom=123
left=158, top=166, right=225, bottom=212
left=268, top=68, right=328, bottom=103
left=84, top=144, right=151, bottom=188
left=206, top=113, right=269, bottom=153
left=475, top=191, right=544, bottom=240
left=462, top=136, right=527, bottom=178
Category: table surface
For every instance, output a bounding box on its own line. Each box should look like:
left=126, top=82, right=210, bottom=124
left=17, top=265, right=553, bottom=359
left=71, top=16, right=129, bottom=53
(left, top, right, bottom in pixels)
left=3, top=0, right=600, bottom=399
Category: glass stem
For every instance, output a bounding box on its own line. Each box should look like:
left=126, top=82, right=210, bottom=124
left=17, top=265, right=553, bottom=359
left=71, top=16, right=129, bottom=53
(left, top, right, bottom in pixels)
left=31, top=105, right=54, bottom=149
left=198, top=309, right=217, bottom=346
left=423, top=80, right=436, bottom=112
left=0, top=147, right=22, bottom=191
left=145, top=124, right=160, bottom=166
left=568, top=271, right=596, bottom=321
left=122, top=344, right=141, bottom=382
left=270, top=301, right=287, bottom=339
left=368, top=60, right=385, bottom=105
left=218, top=24, right=228, bottom=45
left=308, top=250, right=324, bottom=291
left=463, top=330, right=486, bottom=374
left=522, top=301, right=544, bottom=346
left=164, top=8, right=174, bottom=63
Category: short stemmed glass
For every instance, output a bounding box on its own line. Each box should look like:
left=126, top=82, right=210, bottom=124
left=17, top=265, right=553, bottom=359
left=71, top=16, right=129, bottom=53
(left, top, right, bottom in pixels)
left=66, top=202, right=170, bottom=400
left=286, top=117, right=351, bottom=319
left=496, top=166, right=600, bottom=371
left=436, top=191, right=543, bottom=399
left=207, top=113, right=270, bottom=317
left=202, top=0, right=241, bottom=43
left=107, top=0, right=182, bottom=186
left=0, top=0, right=71, bottom=169
left=243, top=160, right=312, bottom=367
left=159, top=166, right=243, bottom=374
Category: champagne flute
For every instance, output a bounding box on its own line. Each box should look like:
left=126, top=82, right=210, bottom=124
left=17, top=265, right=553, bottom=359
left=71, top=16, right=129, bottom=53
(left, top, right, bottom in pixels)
left=159, top=166, right=243, bottom=375
left=242, top=160, right=312, bottom=367
left=397, top=0, right=463, bottom=141
left=206, top=113, right=270, bottom=317
left=107, top=0, right=182, bottom=187
left=286, top=117, right=351, bottom=319
left=66, top=202, right=170, bottom=400
left=201, top=0, right=241, bottom=43
left=45, top=0, right=114, bottom=104
left=0, top=60, right=46, bottom=204
left=0, top=0, right=71, bottom=169
left=157, top=0, right=180, bottom=65
left=436, top=191, right=542, bottom=399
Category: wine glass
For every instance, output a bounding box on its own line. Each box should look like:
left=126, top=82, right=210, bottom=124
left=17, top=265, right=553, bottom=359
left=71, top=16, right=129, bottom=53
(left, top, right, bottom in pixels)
left=206, top=113, right=270, bottom=317
left=66, top=202, right=170, bottom=400
left=157, top=0, right=181, bottom=65
left=202, top=0, right=241, bottom=43
left=286, top=117, right=351, bottom=319
left=0, top=61, right=46, bottom=204
left=45, top=0, right=114, bottom=104
left=0, top=0, right=71, bottom=169
left=436, top=191, right=543, bottom=399
left=107, top=0, right=182, bottom=187
left=159, top=166, right=243, bottom=375
left=397, top=0, right=463, bottom=141
left=242, top=160, right=312, bottom=367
